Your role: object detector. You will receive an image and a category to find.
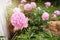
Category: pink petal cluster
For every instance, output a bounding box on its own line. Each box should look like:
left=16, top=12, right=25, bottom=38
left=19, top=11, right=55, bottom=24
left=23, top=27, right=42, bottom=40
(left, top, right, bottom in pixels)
left=51, top=14, right=57, bottom=19
left=24, top=4, right=32, bottom=11
left=54, top=10, right=60, bottom=16
left=45, top=2, right=51, bottom=8
left=51, top=10, right=60, bottom=19
left=42, top=12, right=49, bottom=20
left=24, top=2, right=36, bottom=11
left=13, top=7, right=21, bottom=13
left=31, top=2, right=36, bottom=8
left=11, top=12, right=28, bottom=30
left=21, top=0, right=27, bottom=3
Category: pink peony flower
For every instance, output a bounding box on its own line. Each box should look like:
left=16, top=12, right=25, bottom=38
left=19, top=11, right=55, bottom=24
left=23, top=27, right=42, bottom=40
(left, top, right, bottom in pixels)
left=54, top=10, right=60, bottom=16
left=13, top=7, right=21, bottom=13
left=24, top=4, right=32, bottom=11
left=21, top=0, right=27, bottom=3
left=31, top=2, right=36, bottom=8
left=11, top=12, right=28, bottom=31
left=51, top=14, right=57, bottom=19
left=45, top=2, right=51, bottom=8
left=42, top=12, right=49, bottom=20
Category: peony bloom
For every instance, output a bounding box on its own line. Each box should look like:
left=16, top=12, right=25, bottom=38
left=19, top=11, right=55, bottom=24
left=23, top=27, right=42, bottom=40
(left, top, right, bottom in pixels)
left=11, top=12, right=28, bottom=31
left=42, top=12, right=49, bottom=20
left=51, top=14, right=57, bottom=19
left=31, top=2, right=36, bottom=8
left=21, top=0, right=27, bottom=3
left=24, top=4, right=32, bottom=11
left=54, top=10, right=60, bottom=16
left=13, top=7, right=21, bottom=13
left=45, top=2, right=51, bottom=8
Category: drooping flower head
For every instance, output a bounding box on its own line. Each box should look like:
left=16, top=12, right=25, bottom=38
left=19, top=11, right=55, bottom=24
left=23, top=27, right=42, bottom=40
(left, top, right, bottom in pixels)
left=45, top=2, right=51, bottom=8
left=51, top=14, right=57, bottom=19
left=31, top=2, right=36, bottom=8
left=24, top=4, right=32, bottom=11
left=21, top=0, right=27, bottom=3
left=54, top=10, right=60, bottom=16
left=42, top=12, right=49, bottom=20
left=11, top=12, right=28, bottom=31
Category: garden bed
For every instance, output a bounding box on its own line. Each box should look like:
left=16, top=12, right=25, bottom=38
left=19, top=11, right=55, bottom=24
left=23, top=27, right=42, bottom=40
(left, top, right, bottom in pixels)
left=6, top=0, right=60, bottom=40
